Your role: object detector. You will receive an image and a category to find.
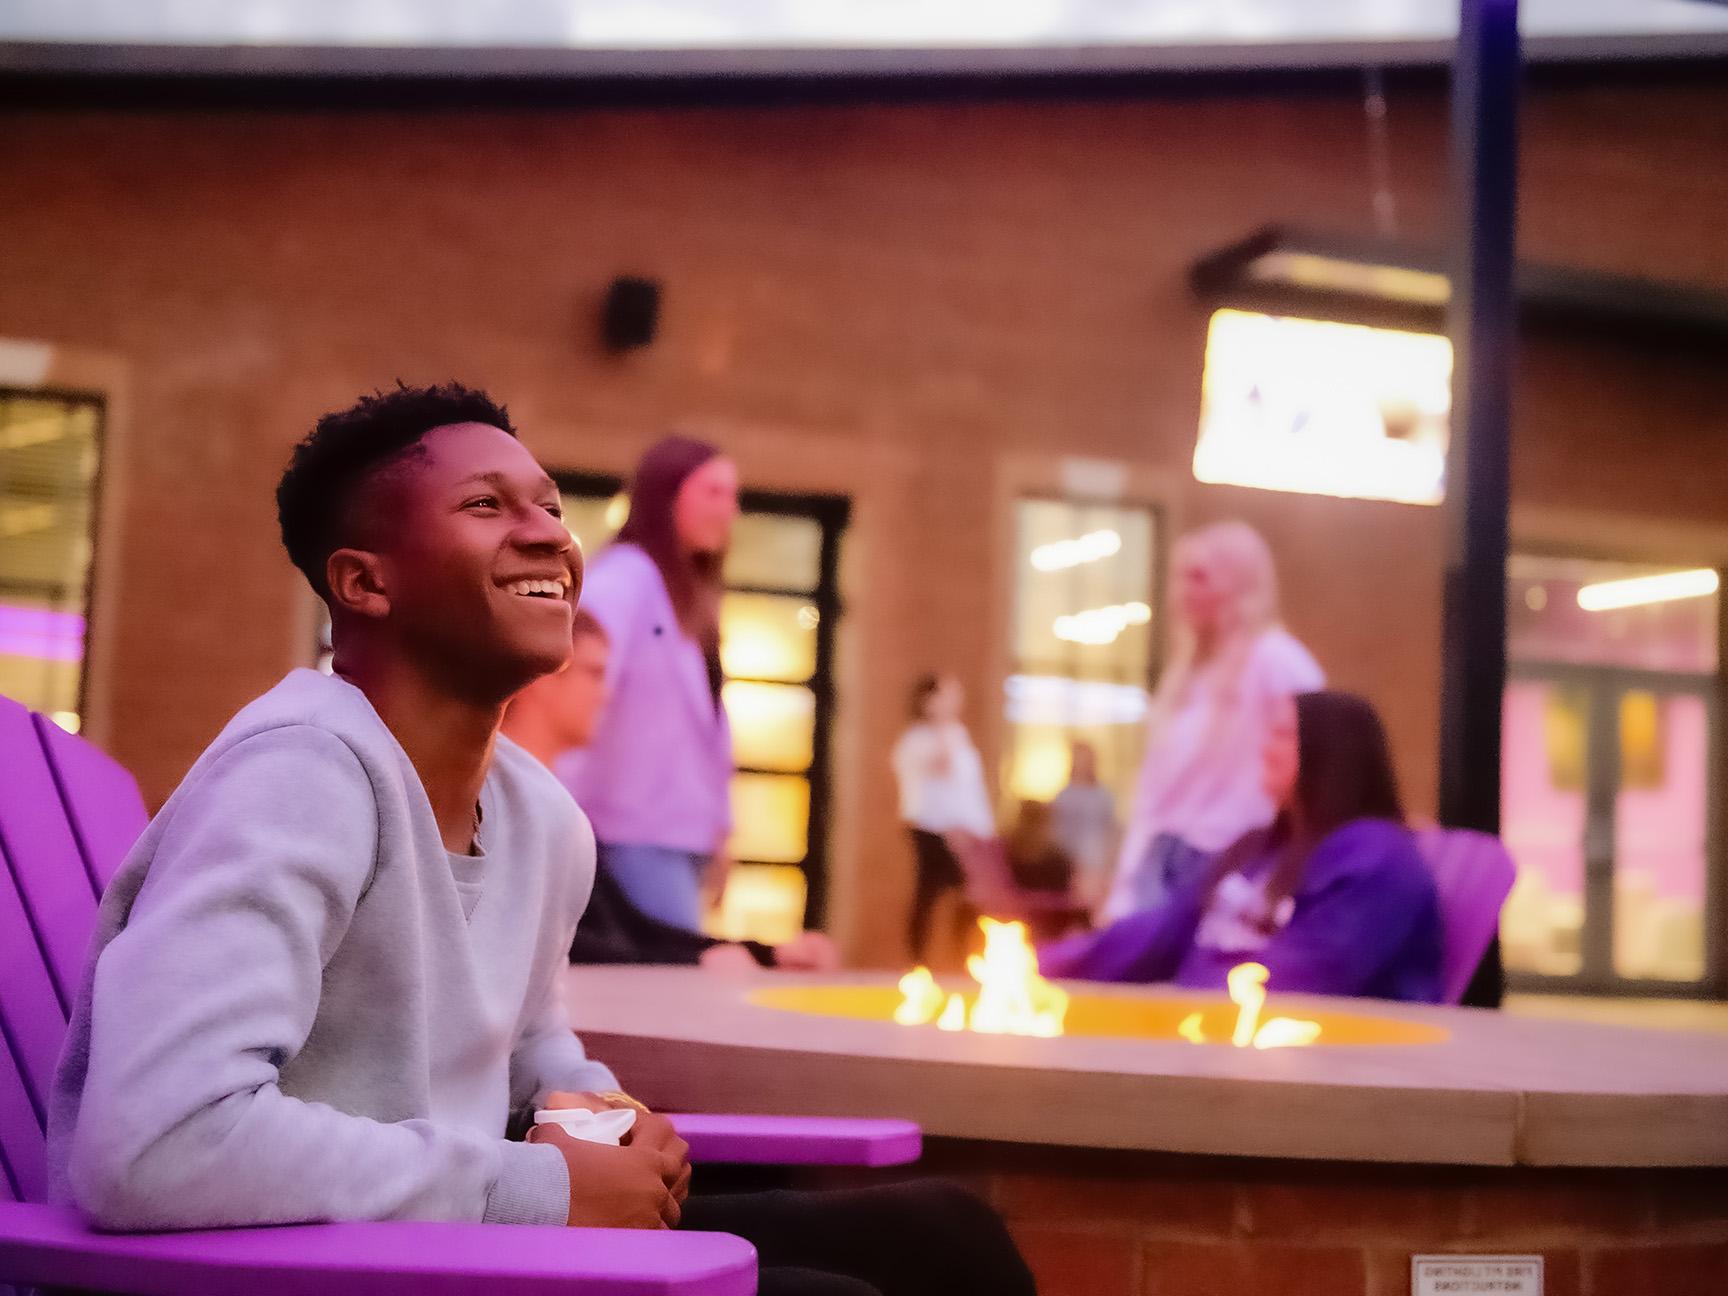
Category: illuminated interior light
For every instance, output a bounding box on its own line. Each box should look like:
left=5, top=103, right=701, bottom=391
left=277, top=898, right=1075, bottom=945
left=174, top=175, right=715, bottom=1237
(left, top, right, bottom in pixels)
left=1030, top=529, right=1122, bottom=572
left=1247, top=252, right=1452, bottom=307
left=1051, top=601, right=1154, bottom=645
left=1576, top=569, right=1719, bottom=612
left=1192, top=310, right=1451, bottom=506
left=1004, top=675, right=1149, bottom=726
left=603, top=491, right=631, bottom=531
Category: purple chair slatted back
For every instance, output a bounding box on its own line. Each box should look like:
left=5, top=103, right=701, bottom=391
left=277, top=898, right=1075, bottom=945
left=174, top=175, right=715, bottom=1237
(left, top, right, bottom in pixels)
left=32, top=713, right=148, bottom=895
left=0, top=834, right=66, bottom=1161
left=1417, top=828, right=1518, bottom=1004
left=0, top=1015, right=49, bottom=1206
left=0, top=698, right=99, bottom=1012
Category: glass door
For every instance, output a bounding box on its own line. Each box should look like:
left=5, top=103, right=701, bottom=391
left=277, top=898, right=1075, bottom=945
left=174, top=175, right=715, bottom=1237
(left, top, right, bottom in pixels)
left=1503, top=556, right=1722, bottom=996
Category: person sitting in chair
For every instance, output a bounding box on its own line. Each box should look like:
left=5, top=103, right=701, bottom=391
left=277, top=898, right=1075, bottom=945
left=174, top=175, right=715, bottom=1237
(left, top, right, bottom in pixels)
left=1041, top=691, right=1442, bottom=1002
left=48, top=382, right=1032, bottom=1296
left=503, top=607, right=836, bottom=973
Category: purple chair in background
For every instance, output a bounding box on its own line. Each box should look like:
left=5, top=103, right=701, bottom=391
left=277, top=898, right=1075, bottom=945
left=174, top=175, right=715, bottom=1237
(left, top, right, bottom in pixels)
left=1416, top=827, right=1518, bottom=1005
left=0, top=695, right=919, bottom=1294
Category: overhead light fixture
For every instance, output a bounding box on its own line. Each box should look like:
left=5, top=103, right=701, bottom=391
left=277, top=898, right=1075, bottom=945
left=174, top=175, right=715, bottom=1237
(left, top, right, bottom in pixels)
left=1244, top=250, right=1450, bottom=308
left=1192, top=226, right=1728, bottom=346
left=1052, top=601, right=1152, bottom=645
left=1576, top=569, right=1719, bottom=612
left=1030, top=529, right=1121, bottom=572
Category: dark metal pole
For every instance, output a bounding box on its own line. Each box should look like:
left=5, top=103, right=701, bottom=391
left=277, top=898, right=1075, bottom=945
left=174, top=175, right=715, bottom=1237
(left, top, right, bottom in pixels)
left=1440, top=0, right=1521, bottom=1007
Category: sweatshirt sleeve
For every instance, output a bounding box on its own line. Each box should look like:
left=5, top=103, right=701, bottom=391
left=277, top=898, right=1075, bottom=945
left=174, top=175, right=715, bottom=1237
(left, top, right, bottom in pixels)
left=512, top=970, right=622, bottom=1108
left=65, top=726, right=570, bottom=1231
left=1038, top=875, right=1207, bottom=984
left=1254, top=823, right=1440, bottom=998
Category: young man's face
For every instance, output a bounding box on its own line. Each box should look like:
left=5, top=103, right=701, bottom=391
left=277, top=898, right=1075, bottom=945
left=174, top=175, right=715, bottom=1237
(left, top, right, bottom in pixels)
left=357, top=422, right=581, bottom=695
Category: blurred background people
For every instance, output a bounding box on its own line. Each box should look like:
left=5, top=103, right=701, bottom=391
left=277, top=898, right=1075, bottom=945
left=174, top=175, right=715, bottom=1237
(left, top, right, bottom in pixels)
left=558, top=435, right=739, bottom=932
left=508, top=609, right=837, bottom=971
left=1003, top=799, right=1073, bottom=894
left=1103, top=520, right=1323, bottom=921
left=1048, top=740, right=1119, bottom=911
left=1042, top=691, right=1442, bottom=1002
left=892, top=673, right=994, bottom=962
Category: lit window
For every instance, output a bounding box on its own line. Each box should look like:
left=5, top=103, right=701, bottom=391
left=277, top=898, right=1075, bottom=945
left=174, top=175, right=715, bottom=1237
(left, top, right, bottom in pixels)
left=0, top=392, right=102, bottom=725
left=728, top=772, right=811, bottom=865
left=1005, top=499, right=1158, bottom=808
left=559, top=480, right=846, bottom=943
left=1193, top=309, right=1451, bottom=505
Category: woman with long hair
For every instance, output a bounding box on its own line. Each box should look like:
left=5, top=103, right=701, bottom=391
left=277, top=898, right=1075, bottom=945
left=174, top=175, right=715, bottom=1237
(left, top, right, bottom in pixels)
left=1102, top=520, right=1323, bottom=920
left=558, top=436, right=739, bottom=931
left=1041, top=691, right=1443, bottom=1002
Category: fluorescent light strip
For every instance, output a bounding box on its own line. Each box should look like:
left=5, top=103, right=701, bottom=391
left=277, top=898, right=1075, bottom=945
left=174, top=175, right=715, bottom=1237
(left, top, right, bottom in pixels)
left=1576, top=568, right=1719, bottom=612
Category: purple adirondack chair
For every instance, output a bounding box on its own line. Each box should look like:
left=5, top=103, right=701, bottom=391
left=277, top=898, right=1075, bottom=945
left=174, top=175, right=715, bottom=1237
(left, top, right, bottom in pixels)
left=0, top=695, right=919, bottom=1294
left=1416, top=827, right=1518, bottom=1005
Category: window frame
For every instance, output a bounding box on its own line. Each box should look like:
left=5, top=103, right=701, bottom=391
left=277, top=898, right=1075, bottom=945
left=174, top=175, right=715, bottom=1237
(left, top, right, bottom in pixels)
left=1002, top=491, right=1167, bottom=812
left=0, top=385, right=109, bottom=727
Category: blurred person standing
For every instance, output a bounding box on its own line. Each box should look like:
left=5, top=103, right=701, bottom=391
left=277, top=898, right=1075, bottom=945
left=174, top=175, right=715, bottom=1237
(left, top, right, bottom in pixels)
left=508, top=609, right=836, bottom=972
left=1049, top=740, right=1119, bottom=910
left=559, top=436, right=738, bottom=932
left=1102, top=521, right=1323, bottom=921
left=892, top=674, right=995, bottom=962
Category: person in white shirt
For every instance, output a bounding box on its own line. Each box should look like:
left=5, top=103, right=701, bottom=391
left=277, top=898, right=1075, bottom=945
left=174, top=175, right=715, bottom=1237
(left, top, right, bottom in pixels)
left=1102, top=521, right=1324, bottom=922
left=891, top=673, right=995, bottom=961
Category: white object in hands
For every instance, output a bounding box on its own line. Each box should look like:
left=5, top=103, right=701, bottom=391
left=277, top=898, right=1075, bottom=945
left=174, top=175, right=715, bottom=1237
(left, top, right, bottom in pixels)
left=532, top=1106, right=639, bottom=1145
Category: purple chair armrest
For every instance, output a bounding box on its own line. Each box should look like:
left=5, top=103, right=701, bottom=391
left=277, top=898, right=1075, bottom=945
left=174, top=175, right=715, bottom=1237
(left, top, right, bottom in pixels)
left=671, top=1115, right=922, bottom=1167
left=0, top=1201, right=755, bottom=1296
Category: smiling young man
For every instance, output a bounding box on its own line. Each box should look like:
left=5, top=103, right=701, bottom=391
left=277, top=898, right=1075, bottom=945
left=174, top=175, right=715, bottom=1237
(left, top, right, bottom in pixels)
left=48, top=384, right=1033, bottom=1296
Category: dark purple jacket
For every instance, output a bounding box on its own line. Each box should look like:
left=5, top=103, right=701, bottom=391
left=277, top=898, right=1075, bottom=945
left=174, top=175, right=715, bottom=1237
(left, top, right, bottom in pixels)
left=1039, top=818, right=1443, bottom=1002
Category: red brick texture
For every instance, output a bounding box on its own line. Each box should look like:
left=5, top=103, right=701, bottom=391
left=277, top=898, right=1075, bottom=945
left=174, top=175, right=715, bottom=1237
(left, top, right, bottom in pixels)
left=1, top=77, right=1726, bottom=963
left=914, top=1140, right=1728, bottom=1296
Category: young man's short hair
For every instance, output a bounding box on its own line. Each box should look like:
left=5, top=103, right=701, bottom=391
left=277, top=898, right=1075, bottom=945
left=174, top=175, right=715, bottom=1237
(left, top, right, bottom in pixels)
left=276, top=382, right=516, bottom=600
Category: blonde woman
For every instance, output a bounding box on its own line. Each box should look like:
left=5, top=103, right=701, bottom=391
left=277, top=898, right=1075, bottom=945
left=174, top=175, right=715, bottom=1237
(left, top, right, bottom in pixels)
left=1101, top=521, right=1323, bottom=921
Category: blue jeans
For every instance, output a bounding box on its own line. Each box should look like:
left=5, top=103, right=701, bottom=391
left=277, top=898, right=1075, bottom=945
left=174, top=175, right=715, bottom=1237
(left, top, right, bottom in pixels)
left=597, top=841, right=710, bottom=931
left=1121, top=832, right=1213, bottom=913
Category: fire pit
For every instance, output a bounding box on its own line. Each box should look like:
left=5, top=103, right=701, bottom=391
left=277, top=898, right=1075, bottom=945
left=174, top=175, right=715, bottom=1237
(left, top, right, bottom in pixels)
left=565, top=963, right=1728, bottom=1296
left=757, top=918, right=1446, bottom=1049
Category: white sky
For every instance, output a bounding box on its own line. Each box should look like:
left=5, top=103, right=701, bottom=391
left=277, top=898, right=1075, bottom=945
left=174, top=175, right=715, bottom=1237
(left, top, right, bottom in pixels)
left=3, top=0, right=1726, bottom=70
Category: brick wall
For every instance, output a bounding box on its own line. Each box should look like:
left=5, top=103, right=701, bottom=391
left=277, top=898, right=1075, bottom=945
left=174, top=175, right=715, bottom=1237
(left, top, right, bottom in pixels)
left=1, top=75, right=1725, bottom=961
left=878, top=1140, right=1728, bottom=1296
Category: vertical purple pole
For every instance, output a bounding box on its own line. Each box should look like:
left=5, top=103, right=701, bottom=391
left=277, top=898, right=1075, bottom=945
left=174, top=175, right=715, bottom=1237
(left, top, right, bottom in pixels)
left=1439, top=0, right=1520, bottom=1006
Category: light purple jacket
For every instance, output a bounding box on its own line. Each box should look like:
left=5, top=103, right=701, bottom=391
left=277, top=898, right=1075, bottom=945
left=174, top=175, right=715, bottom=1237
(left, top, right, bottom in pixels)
left=558, top=543, right=733, bottom=853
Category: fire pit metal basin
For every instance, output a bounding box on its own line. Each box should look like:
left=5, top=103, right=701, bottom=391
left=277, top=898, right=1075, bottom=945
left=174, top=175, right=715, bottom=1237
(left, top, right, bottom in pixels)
left=564, top=963, right=1728, bottom=1169
left=747, top=982, right=1449, bottom=1047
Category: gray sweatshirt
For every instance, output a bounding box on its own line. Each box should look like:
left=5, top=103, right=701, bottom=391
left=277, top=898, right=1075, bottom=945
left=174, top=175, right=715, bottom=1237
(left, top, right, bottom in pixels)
left=48, top=669, right=617, bottom=1230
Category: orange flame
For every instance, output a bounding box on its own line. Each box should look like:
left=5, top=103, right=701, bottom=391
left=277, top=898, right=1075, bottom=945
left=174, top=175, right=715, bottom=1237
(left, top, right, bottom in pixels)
left=894, top=918, right=1069, bottom=1037
left=1182, top=962, right=1322, bottom=1049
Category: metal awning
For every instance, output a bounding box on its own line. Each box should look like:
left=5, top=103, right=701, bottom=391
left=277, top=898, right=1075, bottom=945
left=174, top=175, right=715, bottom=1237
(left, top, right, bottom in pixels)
left=1191, top=225, right=1728, bottom=347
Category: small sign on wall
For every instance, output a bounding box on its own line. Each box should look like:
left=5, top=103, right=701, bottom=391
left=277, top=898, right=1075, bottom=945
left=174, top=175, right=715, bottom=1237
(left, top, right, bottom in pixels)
left=1413, top=1256, right=1543, bottom=1295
